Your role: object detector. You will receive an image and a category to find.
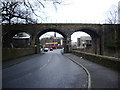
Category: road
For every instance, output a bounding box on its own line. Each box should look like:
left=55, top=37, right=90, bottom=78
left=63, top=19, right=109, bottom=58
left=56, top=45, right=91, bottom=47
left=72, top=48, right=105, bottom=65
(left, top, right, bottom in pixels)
left=3, top=49, right=88, bottom=88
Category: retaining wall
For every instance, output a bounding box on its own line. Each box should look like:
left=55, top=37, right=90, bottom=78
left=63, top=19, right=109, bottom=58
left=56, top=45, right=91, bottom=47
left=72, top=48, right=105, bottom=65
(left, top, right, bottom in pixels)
left=72, top=50, right=120, bottom=70
left=3, top=48, right=35, bottom=61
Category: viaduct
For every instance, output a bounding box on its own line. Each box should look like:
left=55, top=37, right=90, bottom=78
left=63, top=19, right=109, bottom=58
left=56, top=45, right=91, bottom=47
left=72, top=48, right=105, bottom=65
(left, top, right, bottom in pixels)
left=2, top=23, right=119, bottom=55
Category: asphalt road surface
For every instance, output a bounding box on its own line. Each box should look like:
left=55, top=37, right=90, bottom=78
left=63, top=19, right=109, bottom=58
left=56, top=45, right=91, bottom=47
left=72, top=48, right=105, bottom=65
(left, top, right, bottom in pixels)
left=3, top=49, right=88, bottom=88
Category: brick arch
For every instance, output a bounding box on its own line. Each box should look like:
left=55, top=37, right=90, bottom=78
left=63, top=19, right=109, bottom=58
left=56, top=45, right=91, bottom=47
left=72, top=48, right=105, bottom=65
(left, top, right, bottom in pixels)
left=3, top=30, right=31, bottom=48
left=71, top=27, right=100, bottom=39
left=3, top=30, right=31, bottom=39
left=71, top=27, right=101, bottom=54
left=35, top=28, right=67, bottom=40
left=34, top=28, right=68, bottom=53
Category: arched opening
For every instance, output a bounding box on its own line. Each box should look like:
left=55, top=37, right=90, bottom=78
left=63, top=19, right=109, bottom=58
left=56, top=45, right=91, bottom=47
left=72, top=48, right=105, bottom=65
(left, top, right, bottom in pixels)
left=12, top=32, right=31, bottom=48
left=3, top=30, right=31, bottom=48
left=35, top=28, right=67, bottom=53
left=71, top=27, right=100, bottom=54
left=39, top=32, right=64, bottom=50
left=71, top=31, right=92, bottom=53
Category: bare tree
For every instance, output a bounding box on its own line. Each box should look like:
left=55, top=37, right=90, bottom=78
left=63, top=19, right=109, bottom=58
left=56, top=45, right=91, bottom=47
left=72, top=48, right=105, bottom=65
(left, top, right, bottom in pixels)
left=105, top=4, right=119, bottom=58
left=105, top=4, right=118, bottom=40
left=1, top=0, right=63, bottom=24
left=1, top=1, right=37, bottom=24
left=118, top=1, right=120, bottom=24
left=105, top=5, right=118, bottom=24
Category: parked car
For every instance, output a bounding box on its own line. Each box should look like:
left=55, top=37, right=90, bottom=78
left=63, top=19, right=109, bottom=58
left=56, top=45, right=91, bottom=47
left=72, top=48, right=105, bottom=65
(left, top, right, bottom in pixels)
left=44, top=48, right=49, bottom=52
left=50, top=48, right=53, bottom=51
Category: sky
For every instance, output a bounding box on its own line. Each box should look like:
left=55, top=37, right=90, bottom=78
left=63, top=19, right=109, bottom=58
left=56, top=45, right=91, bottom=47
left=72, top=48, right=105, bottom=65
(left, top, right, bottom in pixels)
left=37, top=0, right=120, bottom=42
left=39, top=0, right=119, bottom=23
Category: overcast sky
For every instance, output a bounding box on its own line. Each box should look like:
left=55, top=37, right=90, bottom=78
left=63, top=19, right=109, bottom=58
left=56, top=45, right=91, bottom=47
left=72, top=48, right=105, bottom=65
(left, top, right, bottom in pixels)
left=38, top=0, right=119, bottom=42
left=39, top=0, right=119, bottom=23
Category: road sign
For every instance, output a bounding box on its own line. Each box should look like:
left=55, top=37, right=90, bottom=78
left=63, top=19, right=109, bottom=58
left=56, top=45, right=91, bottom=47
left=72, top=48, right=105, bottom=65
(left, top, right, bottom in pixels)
left=45, top=42, right=58, bottom=45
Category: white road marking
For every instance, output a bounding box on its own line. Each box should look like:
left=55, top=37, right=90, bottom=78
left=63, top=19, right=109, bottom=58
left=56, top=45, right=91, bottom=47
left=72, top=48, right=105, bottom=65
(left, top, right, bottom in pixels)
left=48, top=55, right=52, bottom=63
left=40, top=64, right=47, bottom=70
left=28, top=73, right=32, bottom=76
left=39, top=55, right=52, bottom=71
left=48, top=59, right=50, bottom=63
left=65, top=56, right=91, bottom=89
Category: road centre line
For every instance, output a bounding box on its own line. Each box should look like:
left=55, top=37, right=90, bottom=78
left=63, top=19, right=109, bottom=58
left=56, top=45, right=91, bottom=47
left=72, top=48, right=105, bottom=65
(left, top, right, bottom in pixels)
left=40, top=64, right=47, bottom=70
left=39, top=55, right=52, bottom=71
left=48, top=59, right=50, bottom=63
left=48, top=55, right=52, bottom=63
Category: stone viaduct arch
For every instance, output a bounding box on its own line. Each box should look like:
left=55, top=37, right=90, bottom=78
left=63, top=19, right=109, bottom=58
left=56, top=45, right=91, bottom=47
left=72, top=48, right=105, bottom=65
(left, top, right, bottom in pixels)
left=2, top=23, right=104, bottom=54
left=3, top=29, right=31, bottom=48
left=71, top=27, right=101, bottom=54
left=35, top=28, right=67, bottom=53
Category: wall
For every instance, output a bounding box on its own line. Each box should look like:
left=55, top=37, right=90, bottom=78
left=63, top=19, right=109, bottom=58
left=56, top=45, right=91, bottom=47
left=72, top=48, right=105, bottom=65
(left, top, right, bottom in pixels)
left=72, top=50, right=120, bottom=70
left=2, top=48, right=35, bottom=61
left=102, top=24, right=120, bottom=58
left=104, top=49, right=120, bottom=58
left=12, top=38, right=30, bottom=48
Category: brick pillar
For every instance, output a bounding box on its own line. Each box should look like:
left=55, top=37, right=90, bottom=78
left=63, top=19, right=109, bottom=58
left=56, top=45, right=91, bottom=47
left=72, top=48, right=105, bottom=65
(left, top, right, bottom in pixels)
left=35, top=37, right=40, bottom=54
left=92, top=38, right=98, bottom=54
left=63, top=38, right=67, bottom=53
left=67, top=37, right=72, bottom=52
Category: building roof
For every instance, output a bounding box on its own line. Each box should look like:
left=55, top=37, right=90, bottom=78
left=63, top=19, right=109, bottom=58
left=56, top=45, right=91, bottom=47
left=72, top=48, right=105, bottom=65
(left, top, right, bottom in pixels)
left=13, top=37, right=30, bottom=39
left=41, top=36, right=63, bottom=40
left=79, top=36, right=91, bottom=40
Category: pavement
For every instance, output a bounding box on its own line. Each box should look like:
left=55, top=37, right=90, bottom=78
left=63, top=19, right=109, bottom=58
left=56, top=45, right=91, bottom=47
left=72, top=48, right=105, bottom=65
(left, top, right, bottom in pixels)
left=64, top=53, right=120, bottom=88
